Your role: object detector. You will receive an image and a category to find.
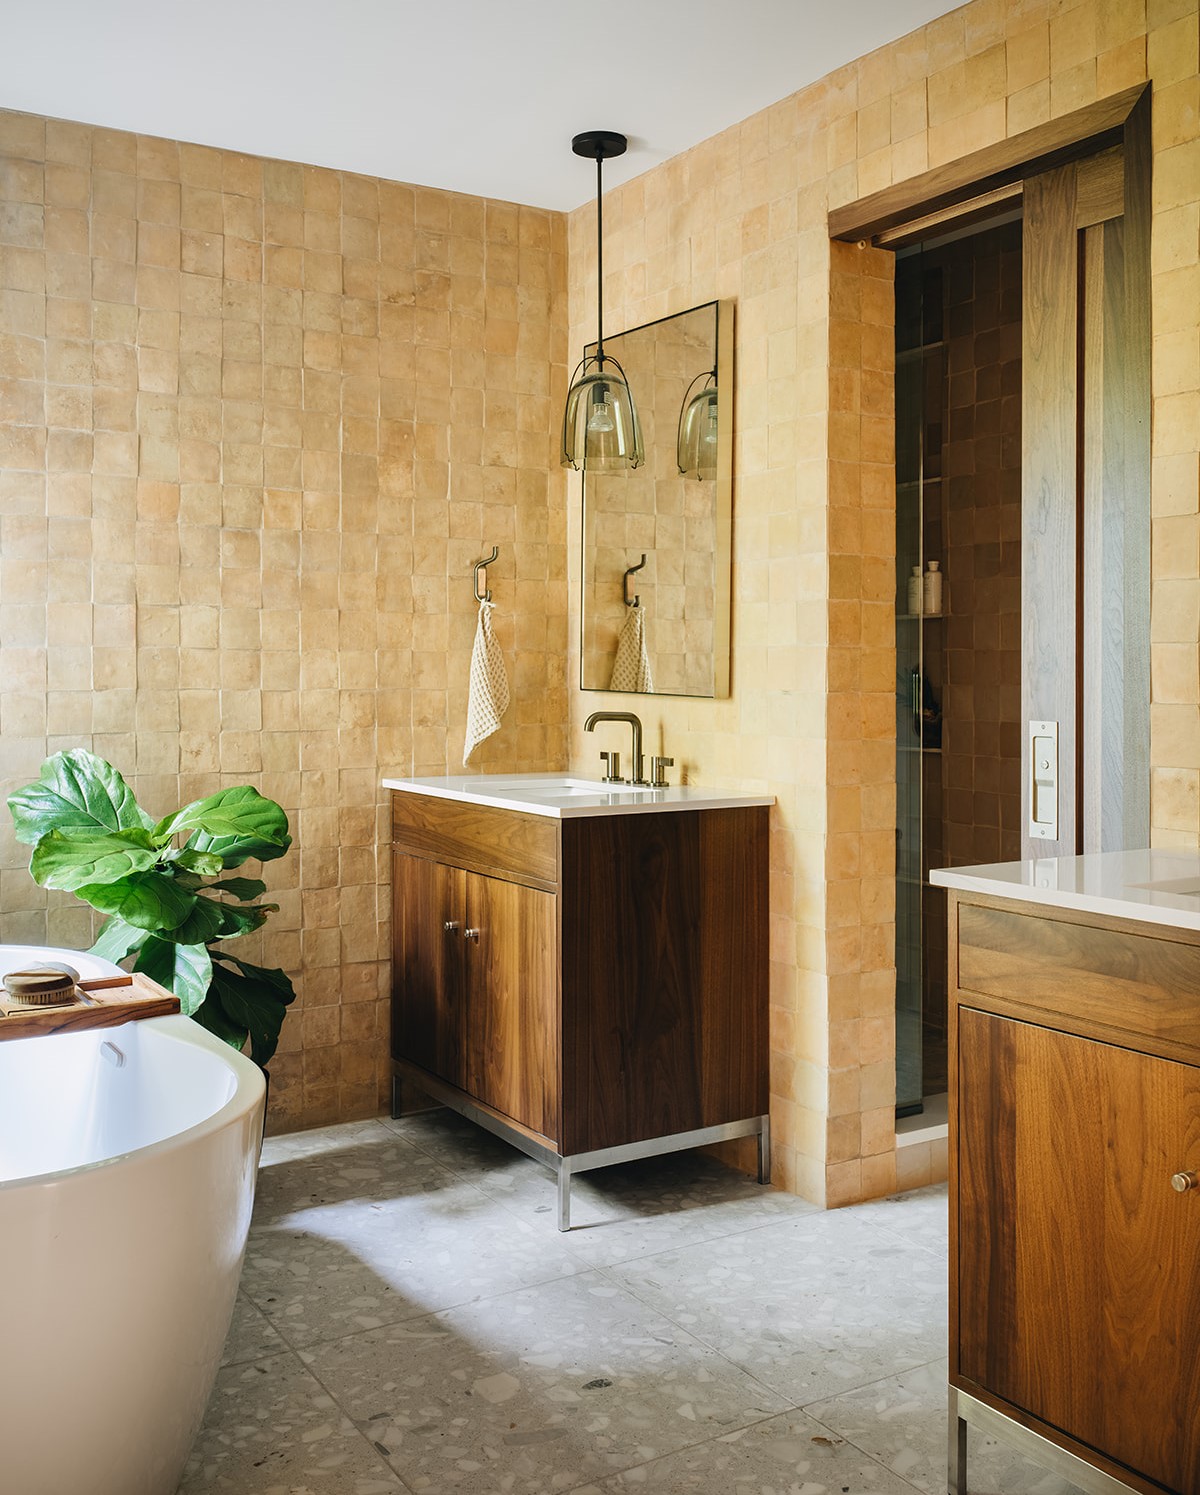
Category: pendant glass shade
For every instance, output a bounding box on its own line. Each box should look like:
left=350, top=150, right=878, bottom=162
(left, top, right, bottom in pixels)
left=561, top=354, right=644, bottom=472
left=561, top=129, right=643, bottom=472
left=676, top=372, right=719, bottom=480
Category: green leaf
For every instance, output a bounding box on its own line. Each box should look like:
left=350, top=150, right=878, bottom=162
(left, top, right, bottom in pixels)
left=209, top=876, right=268, bottom=901
left=164, top=894, right=275, bottom=945
left=89, top=915, right=149, bottom=964
left=207, top=952, right=297, bottom=1065
left=133, top=936, right=212, bottom=1016
left=190, top=993, right=249, bottom=1050
left=155, top=786, right=290, bottom=855
left=8, top=749, right=154, bottom=846
left=189, top=831, right=291, bottom=868
left=167, top=847, right=224, bottom=877
left=30, top=827, right=159, bottom=891
left=73, top=871, right=197, bottom=932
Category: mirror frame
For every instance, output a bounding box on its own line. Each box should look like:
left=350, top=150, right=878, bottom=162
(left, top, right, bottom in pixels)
left=579, top=298, right=734, bottom=699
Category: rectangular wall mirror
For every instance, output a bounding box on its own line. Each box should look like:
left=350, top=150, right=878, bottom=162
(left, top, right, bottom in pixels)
left=580, top=299, right=733, bottom=698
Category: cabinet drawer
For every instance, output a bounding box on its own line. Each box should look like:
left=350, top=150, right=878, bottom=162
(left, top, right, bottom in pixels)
left=957, top=899, right=1200, bottom=1054
left=391, top=793, right=558, bottom=889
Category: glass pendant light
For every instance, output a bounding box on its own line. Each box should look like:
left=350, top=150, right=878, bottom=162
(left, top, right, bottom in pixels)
left=676, top=369, right=719, bottom=480
left=561, top=131, right=644, bottom=472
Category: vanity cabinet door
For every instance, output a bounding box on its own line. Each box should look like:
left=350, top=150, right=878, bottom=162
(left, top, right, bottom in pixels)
left=957, top=1007, right=1200, bottom=1492
left=463, top=871, right=559, bottom=1143
left=391, top=853, right=467, bottom=1089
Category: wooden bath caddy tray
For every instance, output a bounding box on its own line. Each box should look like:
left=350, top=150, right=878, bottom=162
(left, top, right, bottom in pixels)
left=0, top=972, right=179, bottom=1041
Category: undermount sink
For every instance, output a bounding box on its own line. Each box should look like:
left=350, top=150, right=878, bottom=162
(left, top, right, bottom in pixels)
left=482, top=777, right=656, bottom=796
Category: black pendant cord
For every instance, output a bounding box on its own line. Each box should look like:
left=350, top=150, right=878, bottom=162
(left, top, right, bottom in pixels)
left=595, top=154, right=604, bottom=365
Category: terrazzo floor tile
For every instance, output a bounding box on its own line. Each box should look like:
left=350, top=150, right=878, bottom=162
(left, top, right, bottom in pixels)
left=572, top=1408, right=925, bottom=1493
left=388, top=1109, right=817, bottom=1265
left=241, top=1173, right=583, bottom=1347
left=261, top=1117, right=401, bottom=1165
left=255, top=1123, right=447, bottom=1222
left=845, top=1183, right=949, bottom=1258
left=383, top=1108, right=526, bottom=1176
left=220, top=1292, right=287, bottom=1367
left=177, top=1349, right=405, bottom=1494
left=806, top=1360, right=1085, bottom=1495
left=607, top=1209, right=947, bottom=1405
left=302, top=1270, right=790, bottom=1494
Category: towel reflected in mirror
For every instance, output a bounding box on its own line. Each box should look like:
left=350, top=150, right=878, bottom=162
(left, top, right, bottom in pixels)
left=609, top=605, right=654, bottom=693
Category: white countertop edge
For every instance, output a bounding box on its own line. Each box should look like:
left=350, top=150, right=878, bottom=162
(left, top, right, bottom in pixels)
left=930, top=850, right=1200, bottom=934
left=382, top=774, right=775, bottom=819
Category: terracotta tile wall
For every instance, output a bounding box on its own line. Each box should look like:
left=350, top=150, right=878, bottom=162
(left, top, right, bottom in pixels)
left=0, top=111, right=569, bottom=1131
left=567, top=0, right=1200, bottom=1203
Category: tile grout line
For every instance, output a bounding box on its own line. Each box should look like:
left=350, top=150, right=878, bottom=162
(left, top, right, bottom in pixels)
left=282, top=1339, right=421, bottom=1495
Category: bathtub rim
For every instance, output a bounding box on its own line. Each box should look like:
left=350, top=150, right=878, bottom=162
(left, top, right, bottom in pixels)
left=0, top=1011, right=266, bottom=1194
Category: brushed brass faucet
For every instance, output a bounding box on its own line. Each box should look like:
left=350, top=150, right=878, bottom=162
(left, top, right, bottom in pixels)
left=584, top=711, right=648, bottom=786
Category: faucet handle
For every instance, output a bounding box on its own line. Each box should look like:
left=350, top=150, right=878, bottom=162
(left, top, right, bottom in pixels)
left=649, top=756, right=674, bottom=788
left=599, top=750, right=624, bottom=784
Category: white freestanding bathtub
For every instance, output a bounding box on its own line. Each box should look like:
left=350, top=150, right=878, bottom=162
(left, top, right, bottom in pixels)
left=0, top=945, right=266, bottom=1495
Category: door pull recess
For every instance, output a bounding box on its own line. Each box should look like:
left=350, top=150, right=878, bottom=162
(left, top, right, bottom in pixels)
left=1029, top=720, right=1059, bottom=841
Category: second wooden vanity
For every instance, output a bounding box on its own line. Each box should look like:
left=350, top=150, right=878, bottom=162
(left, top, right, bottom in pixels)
left=385, top=774, right=772, bottom=1228
left=933, top=851, right=1200, bottom=1495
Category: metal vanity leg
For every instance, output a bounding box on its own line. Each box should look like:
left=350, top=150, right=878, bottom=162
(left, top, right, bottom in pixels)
left=557, top=1161, right=572, bottom=1232
left=757, top=1114, right=772, bottom=1185
left=948, top=1389, right=968, bottom=1494
left=390, top=1074, right=403, bottom=1120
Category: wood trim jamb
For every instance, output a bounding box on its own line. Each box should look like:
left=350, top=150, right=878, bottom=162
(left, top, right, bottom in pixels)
left=829, top=83, right=1147, bottom=242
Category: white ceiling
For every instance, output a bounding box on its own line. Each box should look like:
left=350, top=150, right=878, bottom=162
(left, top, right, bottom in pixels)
left=3, top=0, right=961, bottom=211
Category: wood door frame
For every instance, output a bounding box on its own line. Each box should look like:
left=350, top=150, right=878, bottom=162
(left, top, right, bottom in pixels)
left=828, top=84, right=1147, bottom=245
left=824, top=86, right=1152, bottom=1185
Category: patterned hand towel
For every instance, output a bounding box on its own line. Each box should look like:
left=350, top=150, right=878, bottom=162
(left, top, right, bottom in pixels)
left=463, top=601, right=510, bottom=763
left=609, top=605, right=654, bottom=693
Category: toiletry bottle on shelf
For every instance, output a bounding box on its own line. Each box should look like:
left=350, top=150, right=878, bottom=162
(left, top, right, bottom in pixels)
left=923, top=560, right=942, bottom=616
left=907, top=566, right=923, bottom=617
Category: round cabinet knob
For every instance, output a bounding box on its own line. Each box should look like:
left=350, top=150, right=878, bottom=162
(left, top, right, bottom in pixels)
left=443, top=920, right=460, bottom=933
left=463, top=928, right=480, bottom=943
left=1171, top=1171, right=1198, bottom=1193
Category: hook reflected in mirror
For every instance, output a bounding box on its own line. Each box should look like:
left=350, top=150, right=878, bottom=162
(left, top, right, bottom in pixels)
left=580, top=300, right=732, bottom=698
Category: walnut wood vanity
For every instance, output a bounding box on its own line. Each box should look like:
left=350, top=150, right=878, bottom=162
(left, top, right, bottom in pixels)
left=934, top=853, right=1200, bottom=1495
left=384, top=774, right=772, bottom=1228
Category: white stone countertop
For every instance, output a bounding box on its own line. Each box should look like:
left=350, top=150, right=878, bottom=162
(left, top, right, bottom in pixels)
left=930, top=848, right=1200, bottom=934
left=382, top=772, right=775, bottom=820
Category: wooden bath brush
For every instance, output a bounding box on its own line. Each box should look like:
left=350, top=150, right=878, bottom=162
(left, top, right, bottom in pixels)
left=2, top=965, right=80, bottom=1006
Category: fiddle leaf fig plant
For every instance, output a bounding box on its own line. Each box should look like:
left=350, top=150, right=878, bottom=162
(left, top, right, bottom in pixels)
left=8, top=749, right=296, bottom=1065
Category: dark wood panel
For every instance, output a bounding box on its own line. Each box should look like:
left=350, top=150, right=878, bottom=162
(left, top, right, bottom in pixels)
left=698, top=808, right=769, bottom=1121
left=1022, top=161, right=1079, bottom=857
left=1100, top=1046, right=1200, bottom=1490
left=391, top=792, right=558, bottom=889
left=559, top=806, right=768, bottom=1155
left=956, top=1004, right=1019, bottom=1392
left=1074, top=144, right=1123, bottom=228
left=957, top=900, right=1200, bottom=1052
left=829, top=84, right=1144, bottom=241
left=956, top=1009, right=1200, bottom=1492
left=391, top=852, right=467, bottom=1087
left=465, top=872, right=560, bottom=1142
